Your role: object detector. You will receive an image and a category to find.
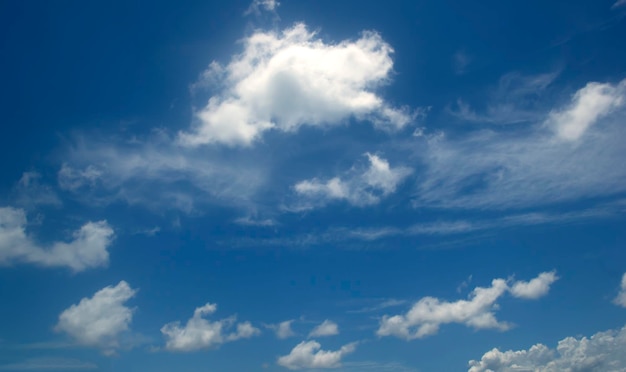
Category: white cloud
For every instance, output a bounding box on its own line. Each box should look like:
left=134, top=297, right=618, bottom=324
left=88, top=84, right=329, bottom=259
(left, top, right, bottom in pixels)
left=546, top=80, right=625, bottom=141
left=179, top=23, right=412, bottom=147
left=377, top=272, right=557, bottom=340
left=246, top=0, right=279, bottom=14
left=468, top=324, right=626, bottom=372
left=0, top=207, right=114, bottom=272
left=161, top=302, right=260, bottom=352
left=266, top=320, right=296, bottom=339
left=614, top=273, right=626, bottom=308
left=509, top=271, right=559, bottom=299
left=55, top=281, right=136, bottom=354
left=277, top=340, right=357, bottom=370
left=309, top=320, right=339, bottom=338
left=415, top=79, right=626, bottom=210
left=294, top=153, right=412, bottom=208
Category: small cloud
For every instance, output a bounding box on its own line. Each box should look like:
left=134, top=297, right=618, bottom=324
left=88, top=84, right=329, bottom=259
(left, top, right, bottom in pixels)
left=612, top=0, right=626, bottom=9
left=277, top=340, right=357, bottom=370
left=12, top=172, right=61, bottom=209
left=234, top=216, right=276, bottom=227
left=308, top=320, right=339, bottom=338
left=614, top=273, right=626, bottom=307
left=245, top=0, right=280, bottom=15
left=161, top=303, right=260, bottom=352
left=509, top=271, right=559, bottom=299
left=265, top=320, right=296, bottom=339
left=453, top=50, right=472, bottom=75
left=55, top=281, right=137, bottom=354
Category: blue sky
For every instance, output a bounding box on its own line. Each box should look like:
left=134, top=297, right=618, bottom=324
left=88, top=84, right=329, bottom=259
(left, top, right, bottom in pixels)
left=1, top=0, right=626, bottom=370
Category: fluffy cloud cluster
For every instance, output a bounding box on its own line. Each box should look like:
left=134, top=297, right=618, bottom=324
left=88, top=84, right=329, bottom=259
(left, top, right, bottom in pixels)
left=161, top=303, right=260, bottom=351
left=0, top=207, right=114, bottom=272
left=309, top=320, right=339, bottom=338
left=55, top=281, right=136, bottom=354
left=468, top=324, right=626, bottom=371
left=294, top=153, right=412, bottom=208
left=614, top=273, right=626, bottom=308
left=277, top=340, right=357, bottom=370
left=377, top=272, right=558, bottom=340
left=179, top=23, right=412, bottom=147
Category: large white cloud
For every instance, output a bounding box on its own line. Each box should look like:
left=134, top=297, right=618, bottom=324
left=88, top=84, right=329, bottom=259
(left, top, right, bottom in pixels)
left=614, top=273, right=626, bottom=308
left=377, top=272, right=557, bottom=340
left=468, top=324, right=626, bottom=372
left=55, top=281, right=136, bottom=354
left=0, top=207, right=114, bottom=272
left=161, top=303, right=260, bottom=352
left=277, top=340, right=357, bottom=370
left=309, top=320, right=339, bottom=338
left=294, top=153, right=412, bottom=208
left=179, top=23, right=412, bottom=147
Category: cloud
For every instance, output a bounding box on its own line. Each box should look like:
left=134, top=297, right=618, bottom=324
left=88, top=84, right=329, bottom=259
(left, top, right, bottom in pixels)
left=245, top=0, right=280, bottom=15
left=277, top=340, right=357, bottom=370
left=614, top=273, right=626, bottom=308
left=294, top=153, right=412, bottom=208
left=449, top=72, right=558, bottom=125
left=613, top=0, right=626, bottom=9
left=179, top=23, right=412, bottom=147
left=377, top=272, right=557, bottom=340
left=55, top=281, right=136, bottom=354
left=0, top=207, right=114, bottom=272
left=266, top=320, right=296, bottom=339
left=415, top=78, right=626, bottom=210
left=309, top=320, right=339, bottom=338
left=161, top=303, right=260, bottom=352
left=453, top=50, right=472, bottom=75
left=59, top=133, right=268, bottom=212
left=11, top=172, right=61, bottom=209
left=0, top=357, right=97, bottom=370
left=468, top=324, right=626, bottom=372
left=509, top=271, right=559, bottom=299
left=546, top=80, right=625, bottom=141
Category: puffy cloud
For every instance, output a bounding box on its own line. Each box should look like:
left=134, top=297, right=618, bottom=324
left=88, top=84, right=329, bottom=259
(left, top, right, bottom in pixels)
left=377, top=272, right=557, bottom=340
left=179, top=23, right=412, bottom=147
left=266, top=320, right=296, bottom=339
left=614, top=273, right=626, bottom=308
left=277, top=340, right=357, bottom=370
left=546, top=80, right=625, bottom=141
left=294, top=153, right=412, bottom=208
left=161, top=303, right=260, bottom=352
left=468, top=324, right=626, bottom=371
left=55, top=281, right=136, bottom=354
left=509, top=271, right=559, bottom=299
left=0, top=207, right=114, bottom=272
left=309, top=320, right=339, bottom=338
left=415, top=79, right=626, bottom=210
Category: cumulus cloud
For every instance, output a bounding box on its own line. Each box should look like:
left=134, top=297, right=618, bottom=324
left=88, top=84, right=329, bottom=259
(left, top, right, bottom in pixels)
left=277, top=340, right=357, bottom=370
left=179, top=23, right=412, bottom=147
left=246, top=0, right=279, bottom=14
left=614, top=273, right=626, bottom=308
left=161, top=303, right=260, bottom=352
left=468, top=324, right=626, bottom=371
left=294, top=153, right=412, bottom=208
left=377, top=272, right=557, bottom=340
left=546, top=80, right=625, bottom=141
left=55, top=281, right=136, bottom=354
left=309, top=320, right=339, bottom=338
left=0, top=207, right=114, bottom=272
left=415, top=78, right=626, bottom=210
left=266, top=320, right=296, bottom=339
left=509, top=271, right=559, bottom=299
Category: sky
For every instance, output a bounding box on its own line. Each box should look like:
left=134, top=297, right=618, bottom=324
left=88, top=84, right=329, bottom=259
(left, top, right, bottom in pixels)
left=1, top=0, right=626, bottom=371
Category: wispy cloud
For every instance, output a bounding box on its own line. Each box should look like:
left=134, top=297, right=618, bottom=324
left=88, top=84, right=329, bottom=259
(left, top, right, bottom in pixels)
left=0, top=358, right=97, bottom=371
